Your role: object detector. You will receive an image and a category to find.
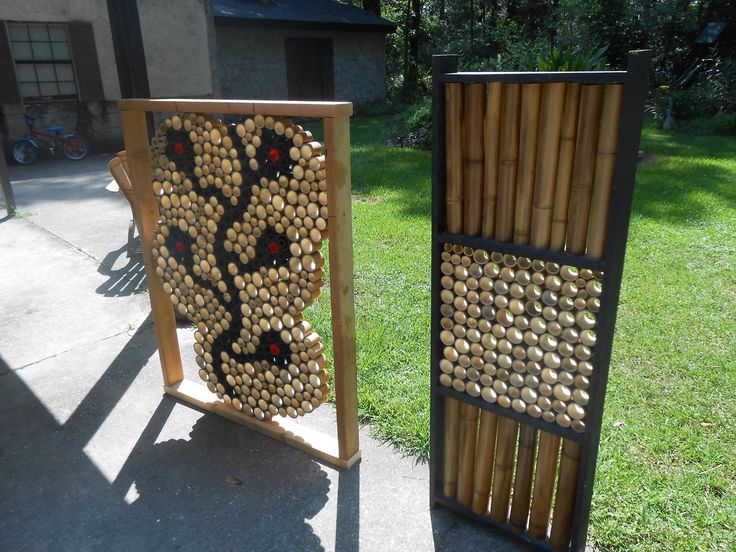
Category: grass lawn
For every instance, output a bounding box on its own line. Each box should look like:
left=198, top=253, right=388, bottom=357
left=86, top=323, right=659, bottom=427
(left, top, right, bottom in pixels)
left=307, top=116, right=735, bottom=551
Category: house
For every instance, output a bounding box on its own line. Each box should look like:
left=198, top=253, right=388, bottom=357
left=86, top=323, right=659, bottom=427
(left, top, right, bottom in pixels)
left=0, top=0, right=395, bottom=151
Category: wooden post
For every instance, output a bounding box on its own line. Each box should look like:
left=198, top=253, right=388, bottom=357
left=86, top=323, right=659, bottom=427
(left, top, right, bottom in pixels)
left=120, top=109, right=183, bottom=385
left=0, top=139, right=16, bottom=216
left=324, top=114, right=360, bottom=461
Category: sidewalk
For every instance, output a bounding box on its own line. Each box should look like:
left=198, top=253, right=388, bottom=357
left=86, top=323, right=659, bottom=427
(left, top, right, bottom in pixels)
left=0, top=157, right=524, bottom=551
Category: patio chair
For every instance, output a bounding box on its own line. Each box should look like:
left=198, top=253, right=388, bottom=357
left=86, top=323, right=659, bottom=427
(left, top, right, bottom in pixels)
left=106, top=151, right=139, bottom=257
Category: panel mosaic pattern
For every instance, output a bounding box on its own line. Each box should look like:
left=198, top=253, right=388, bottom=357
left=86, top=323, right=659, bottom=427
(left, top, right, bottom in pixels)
left=438, top=244, right=603, bottom=432
left=150, top=112, right=329, bottom=421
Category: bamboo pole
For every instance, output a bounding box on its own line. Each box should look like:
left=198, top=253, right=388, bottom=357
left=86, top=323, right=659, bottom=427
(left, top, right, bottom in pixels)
left=494, top=84, right=521, bottom=242
left=513, top=84, right=542, bottom=244
left=489, top=417, right=519, bottom=523
left=463, top=83, right=485, bottom=236
left=587, top=84, right=624, bottom=258
left=509, top=425, right=538, bottom=532
left=528, top=432, right=561, bottom=539
left=445, top=83, right=464, bottom=234
left=482, top=83, right=502, bottom=238
left=456, top=403, right=480, bottom=506
left=565, top=85, right=603, bottom=255
left=471, top=411, right=499, bottom=514
left=529, top=83, right=566, bottom=248
left=550, top=440, right=582, bottom=549
left=443, top=397, right=461, bottom=498
left=549, top=84, right=582, bottom=250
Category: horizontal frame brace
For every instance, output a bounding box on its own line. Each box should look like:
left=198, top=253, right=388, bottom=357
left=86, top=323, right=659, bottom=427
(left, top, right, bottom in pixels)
left=165, top=379, right=362, bottom=470
left=436, top=232, right=607, bottom=271
left=435, top=386, right=587, bottom=443
left=117, top=98, right=353, bottom=118
left=439, top=71, right=626, bottom=84
left=432, top=495, right=558, bottom=552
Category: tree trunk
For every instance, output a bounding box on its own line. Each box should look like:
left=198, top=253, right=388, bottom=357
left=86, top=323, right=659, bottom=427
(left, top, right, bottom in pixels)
left=362, top=0, right=381, bottom=16
left=403, top=0, right=422, bottom=100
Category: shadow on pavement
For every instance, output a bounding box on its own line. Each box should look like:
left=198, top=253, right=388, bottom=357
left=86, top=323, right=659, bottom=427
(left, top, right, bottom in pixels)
left=0, top=315, right=359, bottom=551
left=96, top=244, right=147, bottom=297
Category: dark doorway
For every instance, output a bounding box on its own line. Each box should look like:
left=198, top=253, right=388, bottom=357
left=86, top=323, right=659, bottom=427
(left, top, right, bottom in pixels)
left=285, top=38, right=334, bottom=100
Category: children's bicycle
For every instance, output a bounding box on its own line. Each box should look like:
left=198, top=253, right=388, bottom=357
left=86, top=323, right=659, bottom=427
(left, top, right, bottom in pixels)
left=12, top=113, right=89, bottom=165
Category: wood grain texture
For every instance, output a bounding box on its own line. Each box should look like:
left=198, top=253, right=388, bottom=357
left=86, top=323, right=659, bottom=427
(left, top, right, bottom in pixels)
left=565, top=84, right=603, bottom=255
left=482, top=83, right=502, bottom=238
left=471, top=410, right=499, bottom=514
left=550, top=440, right=582, bottom=549
left=529, top=83, right=566, bottom=248
left=513, top=84, right=542, bottom=244
left=445, top=83, right=464, bottom=233
left=489, top=417, right=519, bottom=523
left=463, top=83, right=485, bottom=236
left=550, top=84, right=582, bottom=250
left=443, top=397, right=461, bottom=498
left=457, top=403, right=481, bottom=506
left=587, top=84, right=624, bottom=258
left=324, top=115, right=360, bottom=460
left=120, top=109, right=183, bottom=386
left=509, top=425, right=538, bottom=532
left=495, top=84, right=521, bottom=242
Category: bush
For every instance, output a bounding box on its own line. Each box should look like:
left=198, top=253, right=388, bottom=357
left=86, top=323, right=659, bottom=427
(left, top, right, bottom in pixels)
left=390, top=96, right=432, bottom=149
left=679, top=113, right=736, bottom=135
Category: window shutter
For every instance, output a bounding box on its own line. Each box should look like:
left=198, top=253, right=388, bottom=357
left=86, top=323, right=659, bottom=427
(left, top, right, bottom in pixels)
left=68, top=21, right=104, bottom=101
left=0, top=22, right=21, bottom=104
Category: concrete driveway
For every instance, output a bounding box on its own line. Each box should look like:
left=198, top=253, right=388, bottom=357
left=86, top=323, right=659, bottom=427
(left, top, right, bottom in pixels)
left=0, top=156, right=524, bottom=551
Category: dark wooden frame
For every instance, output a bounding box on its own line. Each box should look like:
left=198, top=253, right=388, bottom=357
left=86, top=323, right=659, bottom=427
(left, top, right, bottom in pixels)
left=429, top=51, right=652, bottom=551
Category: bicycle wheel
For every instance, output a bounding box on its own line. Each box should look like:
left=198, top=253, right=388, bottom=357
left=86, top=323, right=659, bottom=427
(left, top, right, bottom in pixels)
left=12, top=139, right=40, bottom=165
left=62, top=134, right=88, bottom=160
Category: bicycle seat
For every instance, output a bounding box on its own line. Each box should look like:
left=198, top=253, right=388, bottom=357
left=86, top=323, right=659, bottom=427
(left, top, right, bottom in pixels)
left=47, top=125, right=64, bottom=133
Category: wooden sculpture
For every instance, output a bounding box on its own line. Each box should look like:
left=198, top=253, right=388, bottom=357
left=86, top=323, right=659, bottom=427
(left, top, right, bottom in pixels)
left=117, top=99, right=359, bottom=469
left=431, top=52, right=651, bottom=551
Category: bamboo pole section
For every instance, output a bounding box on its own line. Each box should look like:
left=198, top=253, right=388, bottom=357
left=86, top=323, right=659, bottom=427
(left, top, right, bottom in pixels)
left=456, top=403, right=481, bottom=506
left=463, top=83, right=485, bottom=236
left=471, top=411, right=499, bottom=514
left=529, top=83, right=566, bottom=248
left=445, top=83, right=464, bottom=234
left=513, top=84, right=542, bottom=244
left=587, top=84, right=624, bottom=258
left=509, top=425, right=538, bottom=532
left=549, top=84, right=582, bottom=250
left=482, top=83, right=502, bottom=238
left=489, top=417, right=519, bottom=523
left=528, top=433, right=561, bottom=539
left=550, top=440, right=582, bottom=549
left=443, top=398, right=461, bottom=498
left=565, top=85, right=603, bottom=255
left=494, top=84, right=521, bottom=242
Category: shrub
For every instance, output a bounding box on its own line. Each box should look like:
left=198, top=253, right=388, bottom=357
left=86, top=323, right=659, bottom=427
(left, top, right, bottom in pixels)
left=391, top=96, right=432, bottom=149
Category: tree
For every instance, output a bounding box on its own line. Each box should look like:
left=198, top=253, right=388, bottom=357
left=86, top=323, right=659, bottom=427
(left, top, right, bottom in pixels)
left=362, top=0, right=381, bottom=15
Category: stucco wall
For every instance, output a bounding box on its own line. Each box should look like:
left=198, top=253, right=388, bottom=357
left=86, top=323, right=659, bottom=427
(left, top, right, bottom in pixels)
left=216, top=27, right=387, bottom=104
left=138, top=0, right=214, bottom=98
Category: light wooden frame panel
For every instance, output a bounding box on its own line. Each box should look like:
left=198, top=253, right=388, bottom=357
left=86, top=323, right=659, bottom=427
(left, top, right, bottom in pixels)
left=118, top=98, right=360, bottom=469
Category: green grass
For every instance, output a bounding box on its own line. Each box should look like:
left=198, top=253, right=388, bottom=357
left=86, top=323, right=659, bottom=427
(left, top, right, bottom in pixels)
left=306, top=117, right=735, bottom=551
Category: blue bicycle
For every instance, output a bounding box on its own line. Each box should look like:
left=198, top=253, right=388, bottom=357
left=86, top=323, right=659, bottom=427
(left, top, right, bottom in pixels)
left=12, top=113, right=89, bottom=165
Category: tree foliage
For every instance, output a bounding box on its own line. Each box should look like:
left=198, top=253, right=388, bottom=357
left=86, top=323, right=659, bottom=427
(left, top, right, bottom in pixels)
left=349, top=0, right=736, bottom=99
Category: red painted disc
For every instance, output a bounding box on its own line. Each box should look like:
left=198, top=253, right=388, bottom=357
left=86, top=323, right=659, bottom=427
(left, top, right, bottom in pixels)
left=268, top=241, right=279, bottom=253
left=174, top=142, right=185, bottom=156
left=269, top=344, right=281, bottom=356
left=174, top=240, right=186, bottom=252
left=268, top=147, right=280, bottom=163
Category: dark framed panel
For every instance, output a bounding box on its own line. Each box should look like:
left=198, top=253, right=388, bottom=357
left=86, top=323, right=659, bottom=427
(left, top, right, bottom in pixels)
left=430, top=51, right=651, bottom=551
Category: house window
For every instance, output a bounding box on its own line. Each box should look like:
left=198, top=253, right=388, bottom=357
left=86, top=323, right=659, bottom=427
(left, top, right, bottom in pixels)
left=7, top=22, right=78, bottom=100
